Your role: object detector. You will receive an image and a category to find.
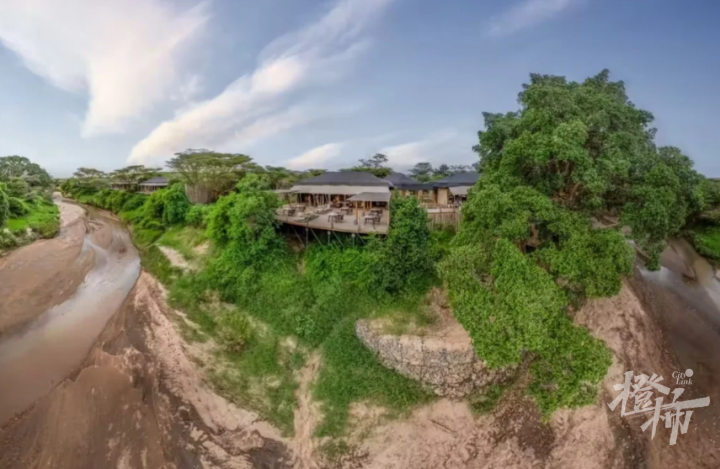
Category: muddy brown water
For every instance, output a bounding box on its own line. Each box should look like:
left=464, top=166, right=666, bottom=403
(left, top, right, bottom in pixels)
left=639, top=238, right=720, bottom=432
left=0, top=202, right=140, bottom=424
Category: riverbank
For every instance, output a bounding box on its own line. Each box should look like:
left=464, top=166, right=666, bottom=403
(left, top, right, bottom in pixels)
left=0, top=197, right=89, bottom=336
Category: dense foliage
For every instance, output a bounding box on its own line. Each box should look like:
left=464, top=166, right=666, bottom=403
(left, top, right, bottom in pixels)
left=443, top=70, right=706, bottom=415
left=0, top=156, right=59, bottom=248
left=0, top=183, right=9, bottom=227
left=168, top=149, right=258, bottom=197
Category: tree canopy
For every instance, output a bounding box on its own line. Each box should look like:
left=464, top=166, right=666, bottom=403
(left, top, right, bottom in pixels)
left=409, top=162, right=475, bottom=182
left=168, top=149, right=258, bottom=196
left=0, top=156, right=53, bottom=188
left=111, top=165, right=161, bottom=184
left=443, top=70, right=706, bottom=415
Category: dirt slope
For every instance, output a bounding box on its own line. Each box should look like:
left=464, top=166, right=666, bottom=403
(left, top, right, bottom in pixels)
left=0, top=273, right=290, bottom=469
left=345, top=270, right=720, bottom=469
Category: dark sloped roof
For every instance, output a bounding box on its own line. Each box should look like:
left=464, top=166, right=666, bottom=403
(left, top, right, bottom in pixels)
left=348, top=192, right=391, bottom=202
left=383, top=172, right=417, bottom=185
left=140, top=176, right=169, bottom=185
left=294, top=171, right=390, bottom=186
left=431, top=172, right=480, bottom=188
left=383, top=172, right=433, bottom=191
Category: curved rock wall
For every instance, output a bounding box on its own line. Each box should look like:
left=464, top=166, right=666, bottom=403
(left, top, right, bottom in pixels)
left=355, top=319, right=509, bottom=397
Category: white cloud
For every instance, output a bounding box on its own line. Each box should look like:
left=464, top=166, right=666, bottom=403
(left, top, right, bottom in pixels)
left=381, top=129, right=464, bottom=167
left=0, top=0, right=208, bottom=136
left=129, top=0, right=396, bottom=165
left=287, top=143, right=344, bottom=169
left=488, top=0, right=583, bottom=36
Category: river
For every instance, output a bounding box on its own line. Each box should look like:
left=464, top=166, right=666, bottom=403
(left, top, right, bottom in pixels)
left=0, top=200, right=140, bottom=424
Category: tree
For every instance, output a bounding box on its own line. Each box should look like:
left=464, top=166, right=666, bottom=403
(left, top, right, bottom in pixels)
left=0, top=156, right=53, bottom=188
left=111, top=165, right=161, bottom=185
left=409, top=162, right=434, bottom=182
left=167, top=149, right=258, bottom=197
left=434, top=164, right=450, bottom=178
left=442, top=70, right=705, bottom=416
left=448, top=165, right=471, bottom=174
left=73, top=167, right=108, bottom=190
left=0, top=183, right=9, bottom=227
left=359, top=153, right=389, bottom=169
left=346, top=166, right=392, bottom=178
left=380, top=193, right=436, bottom=293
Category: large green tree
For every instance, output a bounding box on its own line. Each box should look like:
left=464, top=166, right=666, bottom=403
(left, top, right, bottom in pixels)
left=168, top=149, right=258, bottom=197
left=409, top=162, right=434, bottom=182
left=111, top=165, right=161, bottom=185
left=0, top=156, right=53, bottom=188
left=443, top=70, right=705, bottom=415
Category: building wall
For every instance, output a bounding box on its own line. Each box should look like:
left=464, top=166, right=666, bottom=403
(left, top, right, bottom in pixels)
left=437, top=188, right=449, bottom=205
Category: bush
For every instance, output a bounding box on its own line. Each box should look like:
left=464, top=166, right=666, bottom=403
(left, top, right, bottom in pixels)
left=186, top=204, right=213, bottom=227
left=7, top=196, right=30, bottom=217
left=162, top=184, right=191, bottom=225
left=691, top=226, right=720, bottom=260
left=216, top=311, right=254, bottom=352
left=122, top=193, right=147, bottom=212
left=0, top=229, right=18, bottom=248
left=0, top=184, right=10, bottom=226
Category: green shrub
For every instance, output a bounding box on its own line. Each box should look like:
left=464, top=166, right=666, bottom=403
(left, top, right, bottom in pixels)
left=7, top=196, right=29, bottom=217
left=185, top=204, right=213, bottom=227
left=0, top=183, right=10, bottom=227
left=162, top=183, right=191, bottom=225
left=690, top=226, right=720, bottom=260
left=0, top=229, right=18, bottom=248
left=122, top=193, right=147, bottom=212
left=216, top=311, right=254, bottom=352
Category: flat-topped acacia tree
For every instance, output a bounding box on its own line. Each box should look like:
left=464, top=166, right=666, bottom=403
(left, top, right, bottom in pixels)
left=167, top=149, right=259, bottom=198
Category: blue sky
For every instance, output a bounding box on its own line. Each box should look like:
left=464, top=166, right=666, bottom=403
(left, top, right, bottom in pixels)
left=0, top=0, right=718, bottom=177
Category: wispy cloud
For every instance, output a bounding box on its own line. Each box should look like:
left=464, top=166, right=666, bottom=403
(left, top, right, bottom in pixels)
left=487, top=0, right=583, bottom=36
left=129, top=0, right=396, bottom=165
left=287, top=143, right=345, bottom=169
left=0, top=0, right=208, bottom=136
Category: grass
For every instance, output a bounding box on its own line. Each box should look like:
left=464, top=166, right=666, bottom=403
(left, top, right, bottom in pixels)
left=313, top=314, right=432, bottom=437
left=689, top=225, right=720, bottom=261
left=7, top=200, right=60, bottom=238
left=210, top=322, right=304, bottom=435
left=157, top=226, right=208, bottom=260
left=6, top=218, right=29, bottom=232
left=468, top=383, right=508, bottom=415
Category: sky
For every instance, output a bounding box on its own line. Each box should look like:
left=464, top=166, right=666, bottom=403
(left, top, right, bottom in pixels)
left=0, top=0, right=718, bottom=178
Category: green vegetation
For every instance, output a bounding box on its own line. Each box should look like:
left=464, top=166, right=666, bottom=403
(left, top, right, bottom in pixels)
left=690, top=226, right=720, bottom=261
left=443, top=70, right=707, bottom=416
left=0, top=156, right=59, bottom=251
left=60, top=170, right=437, bottom=436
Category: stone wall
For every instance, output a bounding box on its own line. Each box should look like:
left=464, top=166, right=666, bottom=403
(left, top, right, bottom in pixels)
left=355, top=319, right=509, bottom=397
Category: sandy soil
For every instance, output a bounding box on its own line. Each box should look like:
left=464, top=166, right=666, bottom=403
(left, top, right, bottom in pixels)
left=341, top=270, right=720, bottom=469
left=0, top=273, right=291, bottom=469
left=0, top=200, right=93, bottom=335
left=159, top=245, right=195, bottom=272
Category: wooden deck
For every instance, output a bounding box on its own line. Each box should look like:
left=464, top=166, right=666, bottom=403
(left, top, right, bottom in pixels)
left=275, top=208, right=389, bottom=235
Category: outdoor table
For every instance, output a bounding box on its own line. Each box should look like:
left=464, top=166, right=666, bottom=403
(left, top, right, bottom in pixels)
left=363, top=215, right=378, bottom=226
left=340, top=207, right=352, bottom=215
left=328, top=212, right=343, bottom=223
left=282, top=208, right=296, bottom=216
